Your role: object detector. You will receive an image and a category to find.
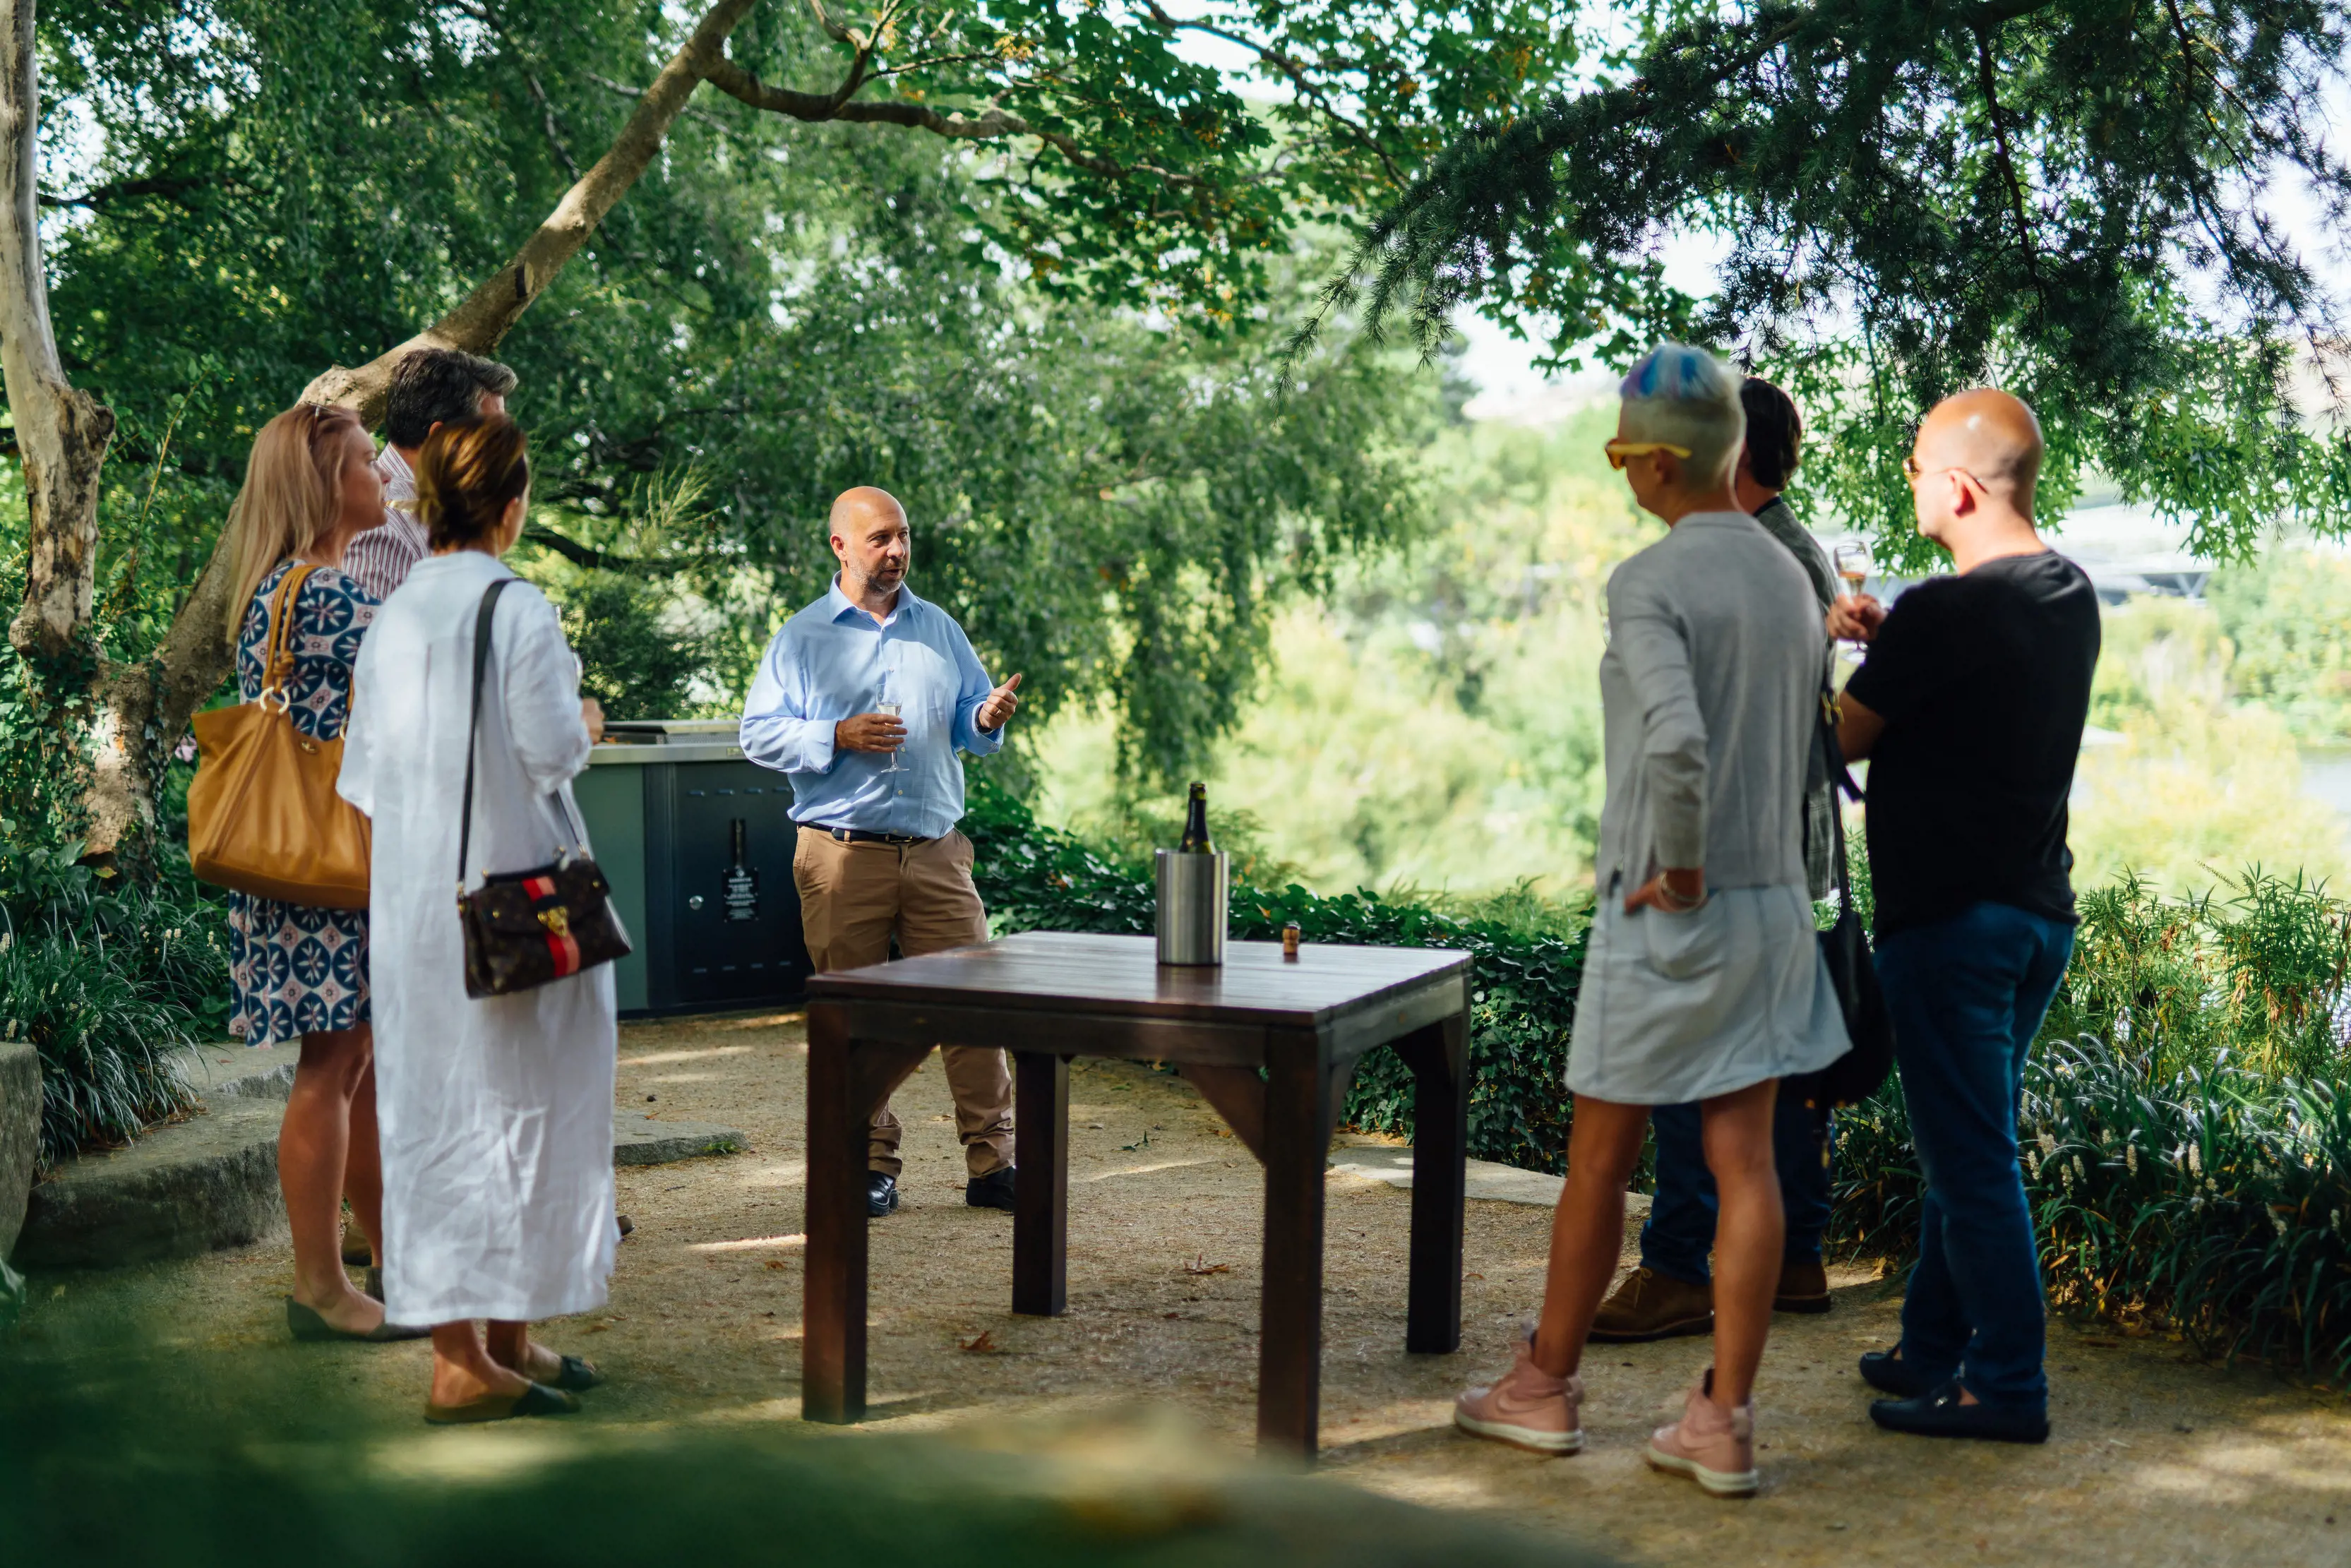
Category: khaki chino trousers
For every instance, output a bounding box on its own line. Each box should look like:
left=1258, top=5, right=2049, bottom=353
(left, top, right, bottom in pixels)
left=792, top=826, right=1013, bottom=1180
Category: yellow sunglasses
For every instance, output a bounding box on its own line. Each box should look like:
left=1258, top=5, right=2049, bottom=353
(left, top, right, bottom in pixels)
left=1604, top=440, right=1692, bottom=470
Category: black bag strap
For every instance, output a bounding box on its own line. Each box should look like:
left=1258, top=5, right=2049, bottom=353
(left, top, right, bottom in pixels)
left=1814, top=675, right=1865, bottom=905
left=456, top=577, right=519, bottom=899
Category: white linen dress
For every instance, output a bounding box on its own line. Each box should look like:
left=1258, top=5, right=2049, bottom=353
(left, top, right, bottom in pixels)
left=338, top=549, right=618, bottom=1325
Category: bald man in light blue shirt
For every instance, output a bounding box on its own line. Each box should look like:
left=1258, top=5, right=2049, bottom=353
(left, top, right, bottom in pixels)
left=741, top=487, right=1024, bottom=1217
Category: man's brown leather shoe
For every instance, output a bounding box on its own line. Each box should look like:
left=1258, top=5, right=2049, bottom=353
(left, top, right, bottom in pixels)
left=1589, top=1267, right=1713, bottom=1342
left=1773, top=1255, right=1833, bottom=1314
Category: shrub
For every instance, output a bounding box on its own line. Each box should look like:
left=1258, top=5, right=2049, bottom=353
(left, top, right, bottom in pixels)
left=2041, top=867, right=2351, bottom=1081
left=963, top=774, right=1589, bottom=1175
left=1831, top=1037, right=2351, bottom=1380
left=1, top=918, right=204, bottom=1168
left=556, top=573, right=715, bottom=722
left=1, top=863, right=225, bottom=1168
left=974, top=775, right=2351, bottom=1380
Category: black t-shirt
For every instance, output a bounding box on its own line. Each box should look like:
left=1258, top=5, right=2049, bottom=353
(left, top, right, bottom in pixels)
left=1843, top=551, right=2101, bottom=938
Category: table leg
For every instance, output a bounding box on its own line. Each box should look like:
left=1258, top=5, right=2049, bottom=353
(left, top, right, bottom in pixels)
left=1397, top=1011, right=1468, bottom=1354
left=1257, top=1036, right=1332, bottom=1456
left=802, top=1004, right=866, bottom=1423
left=1012, top=1051, right=1069, bottom=1316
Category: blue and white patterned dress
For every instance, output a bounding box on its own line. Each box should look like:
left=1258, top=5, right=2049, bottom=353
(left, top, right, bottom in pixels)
left=227, top=559, right=380, bottom=1047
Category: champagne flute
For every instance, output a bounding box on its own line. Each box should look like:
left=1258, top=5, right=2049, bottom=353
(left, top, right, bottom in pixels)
left=1831, top=540, right=1873, bottom=650
left=1832, top=539, right=1872, bottom=598
left=875, top=697, right=904, bottom=773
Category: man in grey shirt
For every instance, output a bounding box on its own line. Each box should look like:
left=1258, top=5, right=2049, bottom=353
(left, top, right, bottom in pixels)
left=1590, top=376, right=1845, bottom=1343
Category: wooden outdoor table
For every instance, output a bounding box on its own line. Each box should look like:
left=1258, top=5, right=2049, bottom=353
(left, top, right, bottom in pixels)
left=801, top=929, right=1472, bottom=1455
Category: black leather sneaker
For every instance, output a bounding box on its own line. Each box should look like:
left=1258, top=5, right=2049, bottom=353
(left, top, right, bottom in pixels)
left=867, top=1172, right=900, bottom=1217
left=1870, top=1380, right=2049, bottom=1444
left=965, top=1166, right=1017, bottom=1211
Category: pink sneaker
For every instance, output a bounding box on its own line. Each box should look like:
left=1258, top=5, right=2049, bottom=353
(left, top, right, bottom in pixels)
left=1644, top=1370, right=1758, bottom=1497
left=1454, top=1332, right=1584, bottom=1454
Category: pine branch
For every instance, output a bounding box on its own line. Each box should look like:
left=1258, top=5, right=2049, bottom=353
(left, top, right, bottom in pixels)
left=1972, top=22, right=2044, bottom=309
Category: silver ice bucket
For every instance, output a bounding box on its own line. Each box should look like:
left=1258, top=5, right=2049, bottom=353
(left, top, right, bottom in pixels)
left=1154, top=849, right=1228, bottom=966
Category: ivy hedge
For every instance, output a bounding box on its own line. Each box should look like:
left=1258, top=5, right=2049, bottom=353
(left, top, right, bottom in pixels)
left=962, top=776, right=1589, bottom=1175
left=967, top=777, right=2351, bottom=1382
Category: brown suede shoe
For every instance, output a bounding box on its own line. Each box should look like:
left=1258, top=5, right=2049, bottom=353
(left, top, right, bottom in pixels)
left=1589, top=1267, right=1714, bottom=1342
left=1773, top=1256, right=1833, bottom=1315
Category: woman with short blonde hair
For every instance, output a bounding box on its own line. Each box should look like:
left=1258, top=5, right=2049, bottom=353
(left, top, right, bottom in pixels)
left=1452, top=345, right=1849, bottom=1496
left=221, top=402, right=414, bottom=1343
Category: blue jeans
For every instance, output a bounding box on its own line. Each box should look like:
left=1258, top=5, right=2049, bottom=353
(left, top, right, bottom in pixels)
left=1876, top=900, right=2074, bottom=1411
left=1639, top=1092, right=1833, bottom=1283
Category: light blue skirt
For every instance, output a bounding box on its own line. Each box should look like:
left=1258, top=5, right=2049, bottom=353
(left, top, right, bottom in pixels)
left=1566, top=884, right=1850, bottom=1105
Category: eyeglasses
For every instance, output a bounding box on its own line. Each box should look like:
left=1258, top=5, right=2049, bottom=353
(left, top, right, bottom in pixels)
left=1604, top=440, right=1692, bottom=470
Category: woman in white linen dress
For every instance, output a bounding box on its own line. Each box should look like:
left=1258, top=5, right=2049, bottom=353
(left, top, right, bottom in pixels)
left=339, top=416, right=616, bottom=1423
left=1452, top=345, right=1849, bottom=1497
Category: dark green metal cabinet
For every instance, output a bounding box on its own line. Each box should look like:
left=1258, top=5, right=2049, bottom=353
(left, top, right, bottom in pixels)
left=572, top=725, right=812, bottom=1017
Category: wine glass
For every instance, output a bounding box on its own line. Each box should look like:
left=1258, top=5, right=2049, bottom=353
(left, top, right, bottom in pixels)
left=1831, top=540, right=1873, bottom=650
left=1831, top=539, right=1872, bottom=599
left=875, top=697, right=904, bottom=773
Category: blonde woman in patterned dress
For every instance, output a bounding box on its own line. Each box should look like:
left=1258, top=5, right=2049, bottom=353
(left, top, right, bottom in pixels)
left=221, top=403, right=417, bottom=1343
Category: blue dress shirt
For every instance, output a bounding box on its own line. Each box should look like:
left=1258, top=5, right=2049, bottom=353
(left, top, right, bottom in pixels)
left=738, top=578, right=1004, bottom=838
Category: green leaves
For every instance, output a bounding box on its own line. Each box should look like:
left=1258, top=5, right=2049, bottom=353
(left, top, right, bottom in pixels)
left=709, top=0, right=1589, bottom=321
left=1325, top=0, right=2351, bottom=557
left=15, top=0, right=1470, bottom=792
left=1834, top=1036, right=2351, bottom=1382
left=0, top=882, right=222, bottom=1167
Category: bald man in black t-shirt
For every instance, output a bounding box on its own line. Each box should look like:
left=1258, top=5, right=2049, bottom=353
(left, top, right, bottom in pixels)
left=1826, top=390, right=2099, bottom=1447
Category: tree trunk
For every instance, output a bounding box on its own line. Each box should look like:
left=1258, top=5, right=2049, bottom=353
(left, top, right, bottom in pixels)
left=40, top=0, right=756, bottom=867
left=1, top=0, right=116, bottom=663
left=0, top=0, right=144, bottom=868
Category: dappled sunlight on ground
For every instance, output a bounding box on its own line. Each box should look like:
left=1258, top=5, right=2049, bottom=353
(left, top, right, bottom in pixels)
left=15, top=1006, right=2351, bottom=1567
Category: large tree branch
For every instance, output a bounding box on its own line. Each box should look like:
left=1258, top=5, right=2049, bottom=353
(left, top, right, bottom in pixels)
left=296, top=0, right=758, bottom=422
left=700, top=53, right=1208, bottom=188
left=39, top=172, right=215, bottom=210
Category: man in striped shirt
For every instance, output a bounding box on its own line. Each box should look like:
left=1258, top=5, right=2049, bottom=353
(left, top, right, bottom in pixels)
left=342, top=349, right=518, bottom=602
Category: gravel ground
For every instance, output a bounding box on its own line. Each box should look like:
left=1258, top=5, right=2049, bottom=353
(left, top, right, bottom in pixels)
left=16, top=1007, right=2351, bottom=1567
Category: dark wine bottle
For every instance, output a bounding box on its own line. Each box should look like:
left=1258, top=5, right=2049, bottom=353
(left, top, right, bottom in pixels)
left=1177, top=782, right=1214, bottom=854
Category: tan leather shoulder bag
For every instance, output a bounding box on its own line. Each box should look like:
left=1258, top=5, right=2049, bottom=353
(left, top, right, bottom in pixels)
left=187, top=563, right=373, bottom=909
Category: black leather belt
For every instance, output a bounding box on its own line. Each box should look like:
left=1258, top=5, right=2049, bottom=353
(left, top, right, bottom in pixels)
left=810, top=824, right=933, bottom=846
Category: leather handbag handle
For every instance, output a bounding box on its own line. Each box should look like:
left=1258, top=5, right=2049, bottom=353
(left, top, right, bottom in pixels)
left=456, top=577, right=518, bottom=900
left=258, top=561, right=361, bottom=731
left=455, top=575, right=598, bottom=898
left=259, top=563, right=314, bottom=710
